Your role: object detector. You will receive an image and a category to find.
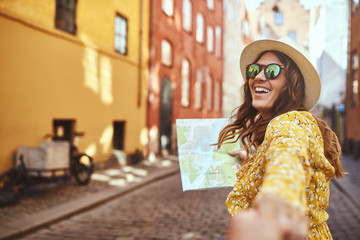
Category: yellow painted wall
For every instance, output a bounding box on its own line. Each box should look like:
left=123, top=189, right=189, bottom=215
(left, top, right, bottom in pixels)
left=0, top=0, right=149, bottom=173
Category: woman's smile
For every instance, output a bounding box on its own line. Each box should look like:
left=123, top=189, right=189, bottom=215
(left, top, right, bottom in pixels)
left=249, top=52, right=287, bottom=119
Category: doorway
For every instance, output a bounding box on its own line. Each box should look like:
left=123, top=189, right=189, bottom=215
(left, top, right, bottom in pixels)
left=159, top=78, right=173, bottom=154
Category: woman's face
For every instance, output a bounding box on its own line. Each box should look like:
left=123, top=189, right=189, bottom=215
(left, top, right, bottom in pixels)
left=249, top=52, right=288, bottom=119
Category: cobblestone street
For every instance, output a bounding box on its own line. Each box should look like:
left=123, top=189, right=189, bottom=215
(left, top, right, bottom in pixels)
left=16, top=174, right=231, bottom=240
left=1, top=155, right=359, bottom=240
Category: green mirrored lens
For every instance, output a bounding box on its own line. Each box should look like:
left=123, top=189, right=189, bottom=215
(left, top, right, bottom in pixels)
left=247, top=64, right=260, bottom=78
left=265, top=64, right=281, bottom=79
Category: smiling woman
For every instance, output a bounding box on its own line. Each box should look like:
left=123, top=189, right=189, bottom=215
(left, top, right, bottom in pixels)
left=217, top=38, right=344, bottom=240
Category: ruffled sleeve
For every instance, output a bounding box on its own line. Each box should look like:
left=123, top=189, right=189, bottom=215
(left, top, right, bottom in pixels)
left=257, top=111, right=312, bottom=213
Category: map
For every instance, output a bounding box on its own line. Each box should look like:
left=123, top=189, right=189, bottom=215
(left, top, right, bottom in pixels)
left=176, top=118, right=241, bottom=191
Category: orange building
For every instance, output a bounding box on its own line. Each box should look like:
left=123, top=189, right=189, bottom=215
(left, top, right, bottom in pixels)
left=345, top=0, right=360, bottom=156
left=0, top=0, right=149, bottom=173
left=146, top=0, right=223, bottom=156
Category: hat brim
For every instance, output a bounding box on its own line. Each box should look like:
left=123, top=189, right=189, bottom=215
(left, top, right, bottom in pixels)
left=240, top=39, right=321, bottom=111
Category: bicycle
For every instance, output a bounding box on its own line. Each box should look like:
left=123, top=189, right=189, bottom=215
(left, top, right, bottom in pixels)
left=0, top=132, right=94, bottom=206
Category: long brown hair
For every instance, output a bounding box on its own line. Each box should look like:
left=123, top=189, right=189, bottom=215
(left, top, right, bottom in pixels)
left=217, top=50, right=344, bottom=178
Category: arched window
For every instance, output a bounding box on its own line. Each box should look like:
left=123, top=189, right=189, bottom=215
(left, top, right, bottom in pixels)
left=183, top=0, right=192, bottom=32
left=207, top=26, right=214, bottom=52
left=215, top=26, right=221, bottom=57
left=196, top=13, right=204, bottom=43
left=351, top=51, right=359, bottom=106
left=214, top=80, right=220, bottom=111
left=207, top=74, right=213, bottom=110
left=207, top=0, right=214, bottom=10
left=161, top=40, right=172, bottom=66
left=162, top=0, right=174, bottom=16
left=181, top=59, right=190, bottom=107
left=195, top=68, right=203, bottom=109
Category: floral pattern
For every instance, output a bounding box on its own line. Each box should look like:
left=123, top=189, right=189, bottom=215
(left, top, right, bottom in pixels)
left=225, top=111, right=335, bottom=239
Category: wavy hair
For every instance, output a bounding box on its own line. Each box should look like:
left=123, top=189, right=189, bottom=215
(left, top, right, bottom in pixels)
left=217, top=50, right=344, bottom=178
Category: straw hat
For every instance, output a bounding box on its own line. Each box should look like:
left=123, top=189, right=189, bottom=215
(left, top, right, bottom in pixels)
left=240, top=37, right=321, bottom=110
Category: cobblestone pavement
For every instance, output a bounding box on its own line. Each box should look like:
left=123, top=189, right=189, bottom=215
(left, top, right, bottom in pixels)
left=0, top=158, right=177, bottom=226
left=16, top=173, right=232, bottom=240
left=3, top=155, right=360, bottom=240
left=327, top=156, right=360, bottom=240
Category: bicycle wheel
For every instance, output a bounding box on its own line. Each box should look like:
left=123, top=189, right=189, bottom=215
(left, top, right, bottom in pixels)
left=0, top=170, right=20, bottom=207
left=73, top=154, right=94, bottom=185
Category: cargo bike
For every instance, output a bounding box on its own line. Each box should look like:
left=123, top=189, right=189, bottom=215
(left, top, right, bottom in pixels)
left=0, top=131, right=94, bottom=206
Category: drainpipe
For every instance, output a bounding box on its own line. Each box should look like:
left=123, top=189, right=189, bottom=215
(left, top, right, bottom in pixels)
left=138, top=0, right=144, bottom=108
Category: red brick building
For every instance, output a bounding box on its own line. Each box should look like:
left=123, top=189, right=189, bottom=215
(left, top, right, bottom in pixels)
left=345, top=0, right=360, bottom=156
left=146, top=0, right=223, bottom=157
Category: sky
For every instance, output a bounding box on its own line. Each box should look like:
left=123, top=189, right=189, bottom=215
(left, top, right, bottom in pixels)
left=244, top=0, right=320, bottom=11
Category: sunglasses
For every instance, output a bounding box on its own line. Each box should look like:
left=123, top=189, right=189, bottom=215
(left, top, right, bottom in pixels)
left=246, top=63, right=285, bottom=79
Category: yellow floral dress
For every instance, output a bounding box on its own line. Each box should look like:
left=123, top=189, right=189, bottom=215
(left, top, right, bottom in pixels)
left=226, top=111, right=335, bottom=240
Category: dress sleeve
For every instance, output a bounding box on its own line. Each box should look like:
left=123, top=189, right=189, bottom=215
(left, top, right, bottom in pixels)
left=258, top=112, right=311, bottom=213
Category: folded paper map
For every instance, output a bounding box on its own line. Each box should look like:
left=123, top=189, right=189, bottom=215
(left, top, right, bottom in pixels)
left=176, top=118, right=241, bottom=191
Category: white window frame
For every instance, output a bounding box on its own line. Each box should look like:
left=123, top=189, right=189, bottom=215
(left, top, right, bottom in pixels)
left=214, top=80, right=220, bottom=111
left=162, top=0, right=174, bottom=17
left=181, top=59, right=190, bottom=107
left=215, top=26, right=221, bottom=57
left=207, top=26, right=214, bottom=52
left=196, top=13, right=204, bottom=43
left=207, top=74, right=213, bottom=110
left=195, top=68, right=203, bottom=109
left=351, top=51, right=359, bottom=106
left=183, top=0, right=192, bottom=32
left=207, top=0, right=214, bottom=10
left=114, top=14, right=127, bottom=55
left=161, top=40, right=172, bottom=66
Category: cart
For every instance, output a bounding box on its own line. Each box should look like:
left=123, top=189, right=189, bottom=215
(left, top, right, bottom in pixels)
left=0, top=132, right=94, bottom=206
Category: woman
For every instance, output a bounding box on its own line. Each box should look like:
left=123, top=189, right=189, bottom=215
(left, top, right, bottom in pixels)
left=217, top=38, right=344, bottom=240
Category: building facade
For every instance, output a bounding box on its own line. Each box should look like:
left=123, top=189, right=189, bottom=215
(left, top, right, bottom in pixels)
left=0, top=0, right=149, bottom=173
left=256, top=0, right=310, bottom=48
left=308, top=0, right=349, bottom=144
left=345, top=0, right=360, bottom=156
left=222, top=0, right=248, bottom=118
left=147, top=0, right=223, bottom=157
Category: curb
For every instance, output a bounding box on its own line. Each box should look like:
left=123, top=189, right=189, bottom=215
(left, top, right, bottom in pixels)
left=0, top=164, right=180, bottom=240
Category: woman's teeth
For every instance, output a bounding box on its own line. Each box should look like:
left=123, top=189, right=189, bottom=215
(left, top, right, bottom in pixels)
left=255, top=87, right=271, bottom=93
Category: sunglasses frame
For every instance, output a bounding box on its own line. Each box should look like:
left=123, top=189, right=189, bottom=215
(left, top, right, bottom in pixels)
left=246, top=63, right=285, bottom=79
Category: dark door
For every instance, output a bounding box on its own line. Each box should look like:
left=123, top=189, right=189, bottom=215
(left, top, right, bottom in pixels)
left=113, top=121, right=125, bottom=150
left=159, top=78, right=173, bottom=154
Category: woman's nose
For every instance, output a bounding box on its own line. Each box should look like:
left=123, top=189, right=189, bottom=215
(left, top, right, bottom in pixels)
left=254, top=68, right=266, bottom=81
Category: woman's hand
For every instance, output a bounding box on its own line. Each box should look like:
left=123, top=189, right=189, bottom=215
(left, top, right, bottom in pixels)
left=228, top=150, right=247, bottom=165
left=227, top=194, right=308, bottom=240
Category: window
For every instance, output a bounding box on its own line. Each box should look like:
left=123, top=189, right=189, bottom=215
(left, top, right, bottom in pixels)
left=162, top=0, right=174, bottom=16
left=183, top=0, right=192, bottom=32
left=352, top=0, right=359, bottom=13
left=214, top=80, right=220, bottom=111
left=207, top=74, right=213, bottom=110
left=196, top=13, right=204, bottom=43
left=275, top=12, right=283, bottom=25
left=207, top=0, right=214, bottom=10
left=195, top=68, right=203, bottom=109
left=351, top=51, right=359, bottom=106
left=288, top=32, right=296, bottom=42
left=215, top=26, right=221, bottom=57
left=114, top=14, right=128, bottom=55
left=161, top=40, right=172, bottom=66
left=55, top=0, right=77, bottom=34
left=181, top=59, right=190, bottom=107
left=242, top=20, right=250, bottom=37
left=207, top=26, right=214, bottom=52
